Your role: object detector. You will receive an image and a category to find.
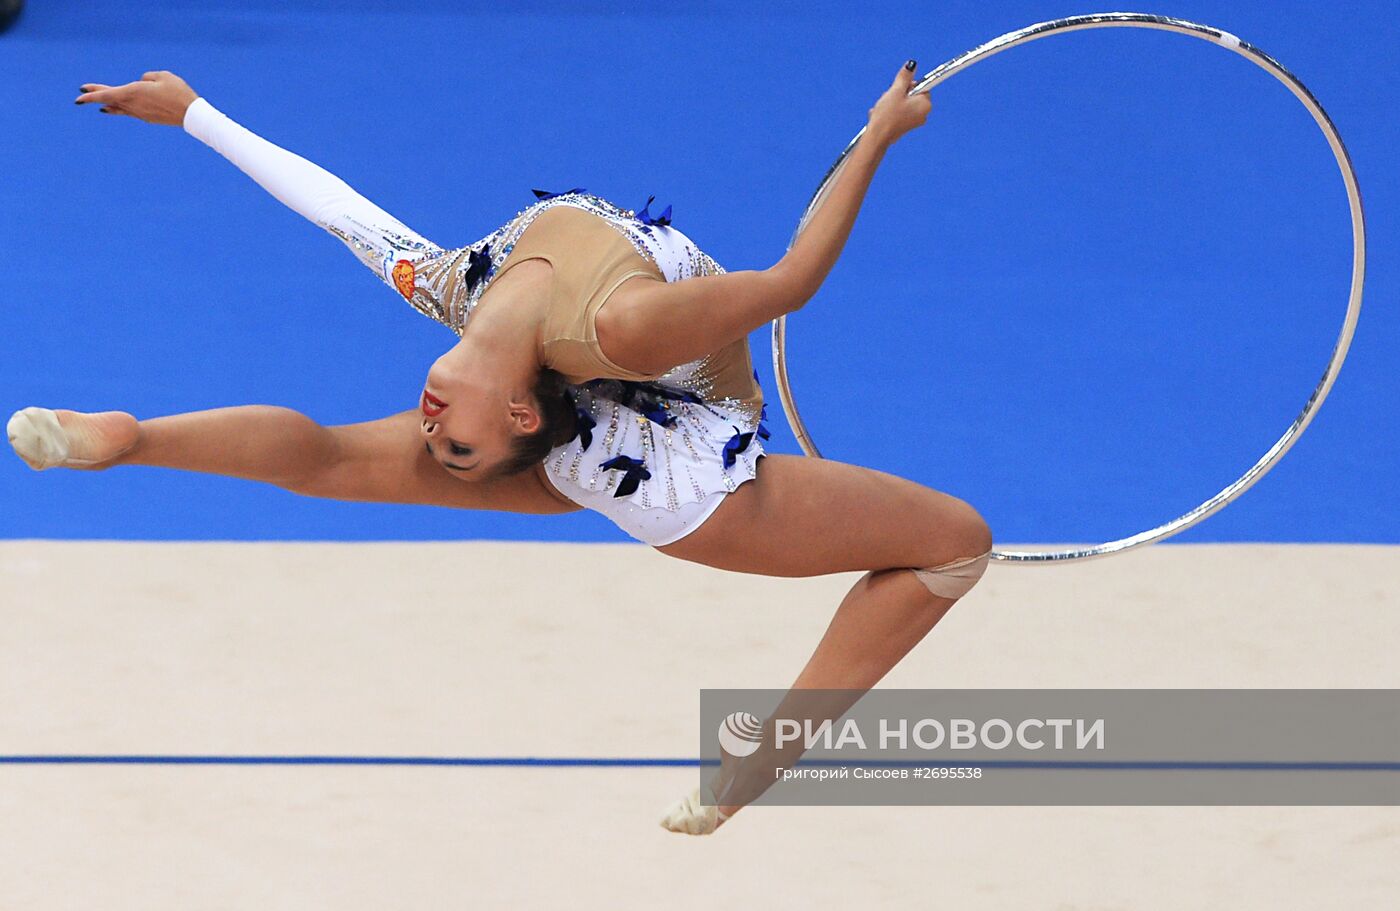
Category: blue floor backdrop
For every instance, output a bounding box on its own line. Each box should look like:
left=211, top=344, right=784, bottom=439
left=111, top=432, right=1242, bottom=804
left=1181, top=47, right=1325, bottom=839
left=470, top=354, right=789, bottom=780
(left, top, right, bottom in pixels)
left=1, top=1, right=1395, bottom=543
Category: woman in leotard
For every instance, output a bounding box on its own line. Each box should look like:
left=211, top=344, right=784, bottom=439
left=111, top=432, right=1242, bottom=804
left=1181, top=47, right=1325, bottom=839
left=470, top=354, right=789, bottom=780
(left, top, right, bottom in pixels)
left=10, top=65, right=991, bottom=834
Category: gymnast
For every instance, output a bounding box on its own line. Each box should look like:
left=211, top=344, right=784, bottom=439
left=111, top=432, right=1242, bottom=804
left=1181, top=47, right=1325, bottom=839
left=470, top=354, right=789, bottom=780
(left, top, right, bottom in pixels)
left=9, top=63, right=991, bottom=834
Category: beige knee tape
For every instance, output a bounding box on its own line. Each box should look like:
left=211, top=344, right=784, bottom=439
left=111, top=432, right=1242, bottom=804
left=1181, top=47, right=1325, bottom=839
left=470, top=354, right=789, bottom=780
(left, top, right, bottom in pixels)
left=911, top=550, right=991, bottom=599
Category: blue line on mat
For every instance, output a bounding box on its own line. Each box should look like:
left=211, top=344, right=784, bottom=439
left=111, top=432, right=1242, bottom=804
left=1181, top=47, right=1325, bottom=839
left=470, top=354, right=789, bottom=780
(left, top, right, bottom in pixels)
left=1, top=756, right=1398, bottom=770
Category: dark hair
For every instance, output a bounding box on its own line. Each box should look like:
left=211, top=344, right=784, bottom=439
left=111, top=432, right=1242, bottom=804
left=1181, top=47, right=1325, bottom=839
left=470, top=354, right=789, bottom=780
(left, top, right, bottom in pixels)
left=493, top=367, right=577, bottom=478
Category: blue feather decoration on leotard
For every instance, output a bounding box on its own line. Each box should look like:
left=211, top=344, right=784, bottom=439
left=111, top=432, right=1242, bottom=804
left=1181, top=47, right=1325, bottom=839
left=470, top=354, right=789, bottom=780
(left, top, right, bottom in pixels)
left=635, top=194, right=672, bottom=227
left=532, top=186, right=588, bottom=201
left=463, top=243, right=493, bottom=290
left=640, top=402, right=676, bottom=427
left=722, top=426, right=756, bottom=469
left=600, top=454, right=651, bottom=497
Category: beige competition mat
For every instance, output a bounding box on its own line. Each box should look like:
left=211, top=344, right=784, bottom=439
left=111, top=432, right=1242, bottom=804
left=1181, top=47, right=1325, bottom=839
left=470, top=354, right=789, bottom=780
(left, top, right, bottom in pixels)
left=2, top=541, right=1397, bottom=908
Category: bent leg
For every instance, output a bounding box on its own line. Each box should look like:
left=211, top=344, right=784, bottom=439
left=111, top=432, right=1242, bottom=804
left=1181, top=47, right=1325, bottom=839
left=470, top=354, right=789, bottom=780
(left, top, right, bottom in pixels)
left=78, top=406, right=576, bottom=514
left=655, top=454, right=992, bottom=829
left=656, top=456, right=994, bottom=692
left=656, top=453, right=991, bottom=576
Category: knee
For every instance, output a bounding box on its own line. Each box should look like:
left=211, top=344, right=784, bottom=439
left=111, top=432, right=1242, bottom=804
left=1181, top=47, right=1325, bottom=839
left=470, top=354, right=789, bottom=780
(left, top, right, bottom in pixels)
left=258, top=408, right=341, bottom=495
left=929, top=496, right=992, bottom=562
left=955, top=501, right=993, bottom=559
left=912, top=500, right=993, bottom=601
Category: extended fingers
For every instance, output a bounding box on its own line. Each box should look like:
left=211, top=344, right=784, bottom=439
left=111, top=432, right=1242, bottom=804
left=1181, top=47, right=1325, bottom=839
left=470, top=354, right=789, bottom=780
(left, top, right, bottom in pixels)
left=75, top=81, right=146, bottom=115
left=75, top=83, right=133, bottom=105
left=75, top=71, right=168, bottom=105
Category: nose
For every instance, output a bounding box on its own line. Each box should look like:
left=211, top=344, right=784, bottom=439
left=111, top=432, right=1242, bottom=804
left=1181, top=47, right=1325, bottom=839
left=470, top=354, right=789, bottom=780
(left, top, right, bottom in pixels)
left=421, top=418, right=440, bottom=437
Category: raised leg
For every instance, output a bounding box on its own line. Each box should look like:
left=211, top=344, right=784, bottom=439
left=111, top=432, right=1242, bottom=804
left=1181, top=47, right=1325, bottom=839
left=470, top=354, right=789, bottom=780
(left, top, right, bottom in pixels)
left=9, top=406, right=577, bottom=514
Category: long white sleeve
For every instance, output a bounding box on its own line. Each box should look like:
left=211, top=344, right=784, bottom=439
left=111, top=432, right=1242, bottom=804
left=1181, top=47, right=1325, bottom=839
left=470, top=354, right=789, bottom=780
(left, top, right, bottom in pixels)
left=182, top=96, right=452, bottom=315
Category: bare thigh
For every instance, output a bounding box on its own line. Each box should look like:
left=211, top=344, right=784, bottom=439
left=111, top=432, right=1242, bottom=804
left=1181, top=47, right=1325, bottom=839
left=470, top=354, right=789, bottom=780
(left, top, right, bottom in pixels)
left=310, top=410, right=582, bottom=515
left=654, top=453, right=992, bottom=576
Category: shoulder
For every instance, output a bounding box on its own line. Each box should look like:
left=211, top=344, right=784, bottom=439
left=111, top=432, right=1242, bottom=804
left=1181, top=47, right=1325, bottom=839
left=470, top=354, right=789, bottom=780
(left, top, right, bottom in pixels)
left=592, top=275, right=672, bottom=374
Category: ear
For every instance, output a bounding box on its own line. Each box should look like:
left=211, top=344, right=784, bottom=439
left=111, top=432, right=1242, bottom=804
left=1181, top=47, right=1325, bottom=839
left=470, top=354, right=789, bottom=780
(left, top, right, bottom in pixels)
left=508, top=398, right=542, bottom=435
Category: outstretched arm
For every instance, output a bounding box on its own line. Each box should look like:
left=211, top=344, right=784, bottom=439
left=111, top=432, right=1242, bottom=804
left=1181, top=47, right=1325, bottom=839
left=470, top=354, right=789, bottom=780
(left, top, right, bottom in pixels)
left=76, top=71, right=448, bottom=312
left=596, top=61, right=932, bottom=376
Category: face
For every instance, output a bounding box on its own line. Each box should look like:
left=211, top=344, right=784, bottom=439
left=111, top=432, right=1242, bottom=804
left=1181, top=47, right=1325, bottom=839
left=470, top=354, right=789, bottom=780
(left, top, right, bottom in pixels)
left=419, top=356, right=540, bottom=481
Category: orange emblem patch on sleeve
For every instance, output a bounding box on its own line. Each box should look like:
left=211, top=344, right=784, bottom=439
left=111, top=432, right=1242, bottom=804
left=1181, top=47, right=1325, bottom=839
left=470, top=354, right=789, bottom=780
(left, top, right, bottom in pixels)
left=392, top=259, right=416, bottom=300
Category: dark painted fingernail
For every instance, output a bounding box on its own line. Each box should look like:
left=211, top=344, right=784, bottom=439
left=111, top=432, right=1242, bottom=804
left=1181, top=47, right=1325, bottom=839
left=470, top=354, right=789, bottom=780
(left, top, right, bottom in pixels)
left=905, top=59, right=916, bottom=71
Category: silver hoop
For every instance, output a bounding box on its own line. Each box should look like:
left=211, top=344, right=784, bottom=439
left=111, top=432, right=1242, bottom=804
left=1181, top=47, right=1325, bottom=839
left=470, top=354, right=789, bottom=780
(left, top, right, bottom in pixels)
left=770, top=12, right=1366, bottom=564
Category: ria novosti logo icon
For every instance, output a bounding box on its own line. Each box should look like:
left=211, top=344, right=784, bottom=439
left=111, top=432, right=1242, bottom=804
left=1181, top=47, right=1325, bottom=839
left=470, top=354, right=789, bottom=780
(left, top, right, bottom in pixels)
left=717, top=712, right=763, bottom=758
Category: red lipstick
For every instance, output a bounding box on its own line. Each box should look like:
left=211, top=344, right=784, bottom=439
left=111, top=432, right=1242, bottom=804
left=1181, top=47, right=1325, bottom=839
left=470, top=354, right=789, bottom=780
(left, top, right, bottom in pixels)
left=421, top=390, right=448, bottom=417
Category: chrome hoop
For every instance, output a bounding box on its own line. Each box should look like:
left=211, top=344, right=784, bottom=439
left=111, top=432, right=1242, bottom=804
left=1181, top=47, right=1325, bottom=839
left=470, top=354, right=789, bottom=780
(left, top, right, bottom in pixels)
left=770, top=12, right=1366, bottom=563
